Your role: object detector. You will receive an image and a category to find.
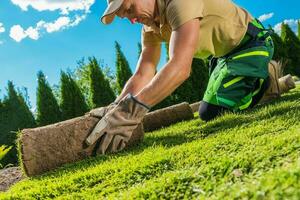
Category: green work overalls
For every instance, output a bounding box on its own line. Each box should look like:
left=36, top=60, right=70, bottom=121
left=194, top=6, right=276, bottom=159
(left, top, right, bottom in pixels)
left=203, top=19, right=274, bottom=111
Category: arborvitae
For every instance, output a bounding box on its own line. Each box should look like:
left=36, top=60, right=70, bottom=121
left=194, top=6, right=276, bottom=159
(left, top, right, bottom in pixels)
left=281, top=23, right=300, bottom=76
left=298, top=20, right=300, bottom=40
left=18, top=91, right=36, bottom=128
left=269, top=26, right=288, bottom=62
left=60, top=71, right=89, bottom=120
left=189, top=58, right=209, bottom=102
left=115, top=42, right=133, bottom=94
left=4, top=82, right=36, bottom=130
left=102, top=64, right=118, bottom=95
left=75, top=58, right=91, bottom=103
left=0, top=99, right=9, bottom=146
left=172, top=76, right=195, bottom=104
left=0, top=81, right=36, bottom=166
left=89, top=57, right=116, bottom=108
left=36, top=71, right=62, bottom=126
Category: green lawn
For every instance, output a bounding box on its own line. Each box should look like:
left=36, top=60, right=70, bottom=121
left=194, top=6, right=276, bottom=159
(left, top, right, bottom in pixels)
left=1, top=86, right=300, bottom=199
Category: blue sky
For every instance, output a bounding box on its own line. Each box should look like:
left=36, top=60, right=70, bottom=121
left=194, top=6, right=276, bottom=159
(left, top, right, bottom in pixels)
left=0, top=0, right=299, bottom=110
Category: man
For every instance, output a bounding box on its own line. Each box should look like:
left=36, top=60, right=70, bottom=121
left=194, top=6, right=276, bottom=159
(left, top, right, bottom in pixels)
left=84, top=0, right=295, bottom=154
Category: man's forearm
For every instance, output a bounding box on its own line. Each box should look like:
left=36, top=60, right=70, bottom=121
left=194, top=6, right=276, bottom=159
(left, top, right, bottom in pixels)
left=115, top=73, right=154, bottom=103
left=135, top=60, right=190, bottom=107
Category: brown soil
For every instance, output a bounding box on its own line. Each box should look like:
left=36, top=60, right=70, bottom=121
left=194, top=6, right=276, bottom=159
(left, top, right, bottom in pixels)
left=0, top=167, right=25, bottom=192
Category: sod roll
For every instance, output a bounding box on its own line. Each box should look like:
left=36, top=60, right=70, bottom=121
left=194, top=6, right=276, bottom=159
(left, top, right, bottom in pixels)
left=143, top=102, right=194, bottom=132
left=19, top=115, right=144, bottom=177
left=190, top=101, right=200, bottom=113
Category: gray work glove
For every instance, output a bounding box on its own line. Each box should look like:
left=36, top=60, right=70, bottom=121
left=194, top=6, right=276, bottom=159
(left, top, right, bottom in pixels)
left=85, top=94, right=150, bottom=154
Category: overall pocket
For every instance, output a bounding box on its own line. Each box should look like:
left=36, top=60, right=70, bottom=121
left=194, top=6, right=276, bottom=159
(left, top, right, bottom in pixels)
left=226, top=45, right=271, bottom=79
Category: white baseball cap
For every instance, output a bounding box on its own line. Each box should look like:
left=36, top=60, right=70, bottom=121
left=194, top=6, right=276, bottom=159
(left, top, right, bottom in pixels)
left=101, top=0, right=124, bottom=24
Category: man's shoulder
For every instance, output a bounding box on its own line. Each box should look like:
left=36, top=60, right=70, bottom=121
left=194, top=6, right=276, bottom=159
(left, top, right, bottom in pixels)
left=163, top=0, right=204, bottom=30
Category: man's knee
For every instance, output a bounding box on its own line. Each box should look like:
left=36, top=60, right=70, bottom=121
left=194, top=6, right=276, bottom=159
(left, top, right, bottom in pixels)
left=198, top=101, right=229, bottom=122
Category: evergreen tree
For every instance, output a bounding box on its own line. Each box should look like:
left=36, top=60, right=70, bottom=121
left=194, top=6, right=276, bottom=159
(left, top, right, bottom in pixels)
left=0, top=81, right=36, bottom=166
left=60, top=71, right=89, bottom=120
left=75, top=58, right=91, bottom=102
left=18, top=91, right=36, bottom=127
left=298, top=20, right=300, bottom=40
left=269, top=26, right=288, bottom=62
left=36, top=71, right=62, bottom=126
left=75, top=58, right=101, bottom=100
left=75, top=58, right=117, bottom=108
left=172, top=76, right=195, bottom=104
left=52, top=84, right=61, bottom=104
left=281, top=23, right=300, bottom=76
left=4, top=82, right=36, bottom=129
left=189, top=58, right=209, bottom=102
left=102, top=64, right=118, bottom=95
left=115, top=42, right=133, bottom=94
left=89, top=57, right=116, bottom=108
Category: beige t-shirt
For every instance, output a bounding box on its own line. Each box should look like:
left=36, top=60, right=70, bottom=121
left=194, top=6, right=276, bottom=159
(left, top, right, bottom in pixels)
left=142, top=0, right=253, bottom=58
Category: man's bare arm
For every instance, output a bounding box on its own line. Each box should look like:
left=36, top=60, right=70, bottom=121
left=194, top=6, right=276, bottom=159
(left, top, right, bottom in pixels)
left=134, top=19, right=200, bottom=107
left=114, top=43, right=161, bottom=103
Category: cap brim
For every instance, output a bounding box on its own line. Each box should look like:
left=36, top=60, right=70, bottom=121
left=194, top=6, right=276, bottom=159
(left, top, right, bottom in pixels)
left=101, top=0, right=124, bottom=24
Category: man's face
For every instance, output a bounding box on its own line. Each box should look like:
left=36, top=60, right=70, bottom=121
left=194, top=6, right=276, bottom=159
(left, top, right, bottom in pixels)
left=115, top=0, right=156, bottom=26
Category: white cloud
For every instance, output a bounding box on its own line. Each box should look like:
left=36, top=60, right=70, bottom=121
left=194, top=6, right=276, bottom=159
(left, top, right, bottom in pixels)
left=26, top=27, right=40, bottom=40
left=9, top=0, right=94, bottom=42
left=10, top=23, right=45, bottom=42
left=70, top=14, right=87, bottom=27
left=44, top=17, right=71, bottom=33
left=0, top=23, right=5, bottom=33
left=273, top=19, right=300, bottom=35
left=258, top=13, right=274, bottom=22
left=0, top=23, right=5, bottom=45
left=10, top=24, right=42, bottom=42
left=10, top=0, right=95, bottom=15
left=10, top=25, right=27, bottom=42
left=9, top=14, right=87, bottom=42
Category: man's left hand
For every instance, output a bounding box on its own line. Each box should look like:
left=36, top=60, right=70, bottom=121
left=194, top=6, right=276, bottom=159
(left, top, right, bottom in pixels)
left=85, top=93, right=150, bottom=154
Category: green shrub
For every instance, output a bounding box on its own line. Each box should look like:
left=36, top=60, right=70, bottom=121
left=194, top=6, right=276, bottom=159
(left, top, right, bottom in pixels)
left=0, top=145, right=12, bottom=168
left=292, top=76, right=300, bottom=81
